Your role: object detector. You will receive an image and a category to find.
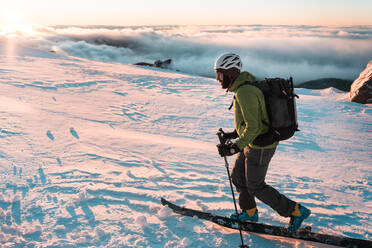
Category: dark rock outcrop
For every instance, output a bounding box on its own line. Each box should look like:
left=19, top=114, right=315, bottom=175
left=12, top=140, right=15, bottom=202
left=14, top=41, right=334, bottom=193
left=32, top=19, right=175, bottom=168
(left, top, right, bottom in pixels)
left=350, top=60, right=372, bottom=104
left=134, top=59, right=172, bottom=69
left=296, top=78, right=352, bottom=92
left=134, top=62, right=153, bottom=66
left=154, top=59, right=172, bottom=69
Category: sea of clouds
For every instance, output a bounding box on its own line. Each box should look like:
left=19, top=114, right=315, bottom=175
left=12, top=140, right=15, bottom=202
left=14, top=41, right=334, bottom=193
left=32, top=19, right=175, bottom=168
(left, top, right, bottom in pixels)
left=4, top=25, right=372, bottom=83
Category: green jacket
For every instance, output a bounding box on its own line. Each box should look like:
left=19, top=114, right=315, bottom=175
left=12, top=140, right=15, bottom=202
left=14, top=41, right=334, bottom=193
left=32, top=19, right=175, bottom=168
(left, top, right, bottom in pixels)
left=229, top=72, right=278, bottom=150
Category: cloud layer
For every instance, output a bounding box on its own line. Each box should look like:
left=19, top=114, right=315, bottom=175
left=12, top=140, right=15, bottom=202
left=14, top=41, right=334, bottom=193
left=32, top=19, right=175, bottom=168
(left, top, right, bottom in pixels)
left=10, top=25, right=372, bottom=82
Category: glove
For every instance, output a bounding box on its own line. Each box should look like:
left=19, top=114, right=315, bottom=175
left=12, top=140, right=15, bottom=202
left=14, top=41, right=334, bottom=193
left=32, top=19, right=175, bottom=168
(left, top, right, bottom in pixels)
left=217, top=143, right=241, bottom=157
left=220, top=129, right=239, bottom=144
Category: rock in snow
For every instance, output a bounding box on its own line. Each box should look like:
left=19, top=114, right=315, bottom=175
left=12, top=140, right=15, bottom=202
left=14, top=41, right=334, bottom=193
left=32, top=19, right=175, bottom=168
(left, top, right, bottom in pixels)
left=350, top=60, right=372, bottom=104
left=134, top=59, right=172, bottom=69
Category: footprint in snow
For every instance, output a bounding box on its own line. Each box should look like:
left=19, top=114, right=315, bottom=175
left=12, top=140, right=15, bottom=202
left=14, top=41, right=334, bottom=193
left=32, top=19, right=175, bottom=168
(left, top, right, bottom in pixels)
left=11, top=197, right=21, bottom=225
left=70, top=128, right=79, bottom=139
left=46, top=130, right=54, bottom=140
left=38, top=168, right=46, bottom=184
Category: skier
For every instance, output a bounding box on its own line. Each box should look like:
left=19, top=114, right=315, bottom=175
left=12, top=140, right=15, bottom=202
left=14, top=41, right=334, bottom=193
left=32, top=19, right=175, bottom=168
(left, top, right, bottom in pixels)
left=215, top=52, right=311, bottom=232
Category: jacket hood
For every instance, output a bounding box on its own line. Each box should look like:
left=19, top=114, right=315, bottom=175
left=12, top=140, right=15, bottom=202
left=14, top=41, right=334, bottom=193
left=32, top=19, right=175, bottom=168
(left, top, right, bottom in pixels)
left=228, top=71, right=256, bottom=92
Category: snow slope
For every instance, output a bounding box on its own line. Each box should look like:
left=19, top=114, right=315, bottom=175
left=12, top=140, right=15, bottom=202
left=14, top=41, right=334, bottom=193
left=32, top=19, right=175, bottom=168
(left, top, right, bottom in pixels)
left=0, top=44, right=371, bottom=247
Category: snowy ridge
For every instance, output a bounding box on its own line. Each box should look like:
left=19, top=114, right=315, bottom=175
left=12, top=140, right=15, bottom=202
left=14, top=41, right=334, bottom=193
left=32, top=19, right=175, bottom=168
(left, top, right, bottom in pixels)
left=0, top=46, right=371, bottom=247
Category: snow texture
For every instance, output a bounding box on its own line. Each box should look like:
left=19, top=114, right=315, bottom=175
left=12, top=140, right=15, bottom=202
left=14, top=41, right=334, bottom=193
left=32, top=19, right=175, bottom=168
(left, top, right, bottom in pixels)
left=0, top=42, right=371, bottom=248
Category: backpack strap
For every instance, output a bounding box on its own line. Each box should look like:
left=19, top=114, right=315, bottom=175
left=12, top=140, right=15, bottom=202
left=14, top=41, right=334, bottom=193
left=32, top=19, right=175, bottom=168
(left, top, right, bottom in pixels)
left=228, top=97, right=234, bottom=110
left=228, top=81, right=254, bottom=110
left=230, top=80, right=277, bottom=134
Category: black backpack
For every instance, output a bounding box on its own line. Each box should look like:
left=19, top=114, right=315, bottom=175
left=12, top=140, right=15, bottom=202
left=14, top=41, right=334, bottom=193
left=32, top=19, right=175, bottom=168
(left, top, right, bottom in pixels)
left=232, top=77, right=299, bottom=146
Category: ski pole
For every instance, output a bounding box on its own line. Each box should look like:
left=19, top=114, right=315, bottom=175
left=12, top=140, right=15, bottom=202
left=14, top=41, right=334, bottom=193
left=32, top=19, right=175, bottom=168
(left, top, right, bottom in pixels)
left=217, top=129, right=249, bottom=248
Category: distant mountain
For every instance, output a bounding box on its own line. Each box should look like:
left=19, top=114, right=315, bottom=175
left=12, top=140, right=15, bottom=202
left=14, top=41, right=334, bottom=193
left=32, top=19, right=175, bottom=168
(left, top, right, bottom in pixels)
left=296, top=78, right=353, bottom=92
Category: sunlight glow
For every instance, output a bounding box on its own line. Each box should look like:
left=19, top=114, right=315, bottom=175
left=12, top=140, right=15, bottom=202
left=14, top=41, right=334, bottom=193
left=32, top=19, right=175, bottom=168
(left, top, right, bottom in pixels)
left=5, top=12, right=22, bottom=24
left=0, top=11, right=35, bottom=37
left=2, top=24, right=35, bottom=36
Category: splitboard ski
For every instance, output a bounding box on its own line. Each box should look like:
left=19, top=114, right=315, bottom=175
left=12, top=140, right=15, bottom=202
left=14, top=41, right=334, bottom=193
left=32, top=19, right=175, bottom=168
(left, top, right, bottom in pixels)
left=161, top=198, right=371, bottom=248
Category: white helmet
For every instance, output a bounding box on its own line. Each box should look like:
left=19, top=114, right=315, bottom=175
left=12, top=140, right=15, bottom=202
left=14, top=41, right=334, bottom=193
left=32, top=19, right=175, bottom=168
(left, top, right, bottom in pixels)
left=214, top=53, right=242, bottom=71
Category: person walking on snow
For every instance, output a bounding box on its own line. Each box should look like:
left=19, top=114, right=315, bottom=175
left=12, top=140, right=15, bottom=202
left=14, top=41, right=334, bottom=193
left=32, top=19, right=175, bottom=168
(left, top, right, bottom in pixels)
left=215, top=52, right=311, bottom=232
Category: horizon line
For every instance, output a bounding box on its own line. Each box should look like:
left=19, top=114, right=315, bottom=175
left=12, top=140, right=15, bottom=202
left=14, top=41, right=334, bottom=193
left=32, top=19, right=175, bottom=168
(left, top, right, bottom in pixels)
left=42, top=24, right=372, bottom=28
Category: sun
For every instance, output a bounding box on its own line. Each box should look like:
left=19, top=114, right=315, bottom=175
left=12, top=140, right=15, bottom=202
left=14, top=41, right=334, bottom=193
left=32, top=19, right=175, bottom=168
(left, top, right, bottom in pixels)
left=0, top=11, right=35, bottom=37
left=5, top=12, right=22, bottom=24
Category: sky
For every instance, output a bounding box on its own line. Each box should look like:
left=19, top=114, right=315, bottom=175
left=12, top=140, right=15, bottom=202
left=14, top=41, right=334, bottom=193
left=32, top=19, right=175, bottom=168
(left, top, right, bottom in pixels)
left=1, top=0, right=372, bottom=26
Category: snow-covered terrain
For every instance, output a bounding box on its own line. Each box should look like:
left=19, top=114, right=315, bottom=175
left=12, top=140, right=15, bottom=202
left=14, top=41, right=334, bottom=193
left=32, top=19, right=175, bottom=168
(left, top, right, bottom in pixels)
left=0, top=43, right=371, bottom=247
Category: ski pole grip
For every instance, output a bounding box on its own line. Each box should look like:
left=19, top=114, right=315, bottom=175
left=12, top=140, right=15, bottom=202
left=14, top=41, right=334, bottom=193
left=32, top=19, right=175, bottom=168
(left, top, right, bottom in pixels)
left=217, top=128, right=224, bottom=144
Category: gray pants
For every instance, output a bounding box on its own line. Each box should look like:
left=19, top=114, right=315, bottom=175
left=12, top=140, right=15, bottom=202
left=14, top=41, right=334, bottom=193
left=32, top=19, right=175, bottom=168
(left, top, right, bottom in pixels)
left=231, top=146, right=296, bottom=217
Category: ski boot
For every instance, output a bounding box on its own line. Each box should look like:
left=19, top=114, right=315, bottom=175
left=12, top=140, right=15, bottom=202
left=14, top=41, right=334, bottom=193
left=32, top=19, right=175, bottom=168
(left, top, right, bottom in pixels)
left=230, top=209, right=258, bottom=222
left=288, top=204, right=311, bottom=232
